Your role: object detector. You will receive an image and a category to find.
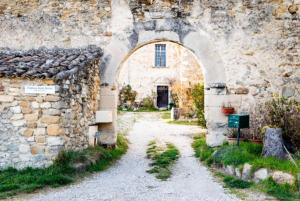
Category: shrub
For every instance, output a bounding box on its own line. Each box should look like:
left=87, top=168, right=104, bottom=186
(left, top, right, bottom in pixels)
left=119, top=85, right=137, bottom=110
left=140, top=96, right=155, bottom=110
left=265, top=96, right=300, bottom=151
left=191, top=84, right=206, bottom=127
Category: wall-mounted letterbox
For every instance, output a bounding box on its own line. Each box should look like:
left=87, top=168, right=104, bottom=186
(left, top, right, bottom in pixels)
left=228, top=114, right=249, bottom=129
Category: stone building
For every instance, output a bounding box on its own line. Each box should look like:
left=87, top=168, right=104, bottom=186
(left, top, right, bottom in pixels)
left=0, top=0, right=299, bottom=168
left=0, top=47, right=102, bottom=169
left=118, top=41, right=203, bottom=109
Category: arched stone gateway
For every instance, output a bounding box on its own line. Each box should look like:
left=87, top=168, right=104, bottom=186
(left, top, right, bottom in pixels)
left=0, top=0, right=299, bottom=168
left=99, top=0, right=230, bottom=146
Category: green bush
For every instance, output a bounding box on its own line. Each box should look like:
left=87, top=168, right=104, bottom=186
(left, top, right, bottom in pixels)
left=119, top=85, right=137, bottom=110
left=191, top=84, right=206, bottom=127
left=141, top=96, right=155, bottom=110
left=263, top=96, right=300, bottom=151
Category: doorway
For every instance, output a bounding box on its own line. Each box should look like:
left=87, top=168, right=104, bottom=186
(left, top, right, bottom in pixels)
left=157, top=86, right=169, bottom=109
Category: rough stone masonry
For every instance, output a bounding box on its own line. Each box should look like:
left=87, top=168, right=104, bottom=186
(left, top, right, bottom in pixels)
left=0, top=46, right=102, bottom=169
left=0, top=0, right=299, bottom=168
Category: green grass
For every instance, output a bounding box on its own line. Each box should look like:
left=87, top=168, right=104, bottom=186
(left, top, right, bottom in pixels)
left=256, top=178, right=300, bottom=201
left=161, top=111, right=171, bottom=120
left=192, top=136, right=300, bottom=201
left=118, top=107, right=160, bottom=112
left=192, top=136, right=300, bottom=174
left=212, top=141, right=300, bottom=175
left=0, top=134, right=128, bottom=199
left=192, top=135, right=215, bottom=166
left=161, top=111, right=201, bottom=126
left=146, top=141, right=180, bottom=180
left=223, top=175, right=253, bottom=189
left=167, top=120, right=199, bottom=126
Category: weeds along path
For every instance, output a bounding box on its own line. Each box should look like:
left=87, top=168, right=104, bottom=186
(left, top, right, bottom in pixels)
left=16, top=112, right=241, bottom=201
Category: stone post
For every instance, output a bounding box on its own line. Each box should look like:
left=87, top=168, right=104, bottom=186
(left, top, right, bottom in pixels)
left=98, top=86, right=118, bottom=145
left=262, top=128, right=286, bottom=159
left=205, top=83, right=228, bottom=147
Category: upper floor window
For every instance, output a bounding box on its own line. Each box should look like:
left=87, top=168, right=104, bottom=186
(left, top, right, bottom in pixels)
left=155, top=44, right=166, bottom=67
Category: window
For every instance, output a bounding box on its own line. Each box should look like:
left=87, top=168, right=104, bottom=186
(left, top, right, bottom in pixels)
left=155, top=44, right=166, bottom=67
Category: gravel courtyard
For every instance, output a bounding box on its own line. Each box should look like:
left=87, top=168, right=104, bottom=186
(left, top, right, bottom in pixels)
left=16, top=112, right=241, bottom=201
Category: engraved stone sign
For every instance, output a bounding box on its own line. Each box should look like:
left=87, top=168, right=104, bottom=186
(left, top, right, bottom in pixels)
left=24, top=86, right=56, bottom=94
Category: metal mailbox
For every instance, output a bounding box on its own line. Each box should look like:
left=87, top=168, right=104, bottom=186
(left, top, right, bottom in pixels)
left=228, top=114, right=250, bottom=146
left=228, top=114, right=249, bottom=129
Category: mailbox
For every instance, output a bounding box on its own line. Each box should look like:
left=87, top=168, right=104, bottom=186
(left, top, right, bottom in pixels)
left=228, top=114, right=249, bottom=129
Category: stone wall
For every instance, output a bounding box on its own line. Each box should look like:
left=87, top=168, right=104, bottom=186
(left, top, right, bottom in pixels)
left=0, top=62, right=100, bottom=170
left=0, top=0, right=299, bottom=146
left=0, top=0, right=111, bottom=49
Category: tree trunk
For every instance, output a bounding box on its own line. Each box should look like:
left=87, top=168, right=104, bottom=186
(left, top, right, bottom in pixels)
left=262, top=128, right=286, bottom=159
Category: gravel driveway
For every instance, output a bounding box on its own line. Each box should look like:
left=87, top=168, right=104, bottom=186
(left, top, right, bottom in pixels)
left=16, top=112, right=241, bottom=201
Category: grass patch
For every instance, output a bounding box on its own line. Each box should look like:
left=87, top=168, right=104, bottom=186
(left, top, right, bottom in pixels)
left=256, top=178, right=300, bottom=201
left=160, top=111, right=171, bottom=120
left=192, top=135, right=215, bottom=166
left=146, top=141, right=180, bottom=180
left=192, top=136, right=300, bottom=201
left=161, top=112, right=201, bottom=126
left=118, top=108, right=160, bottom=112
left=212, top=141, right=300, bottom=175
left=0, top=134, right=128, bottom=199
left=223, top=175, right=253, bottom=189
left=167, top=120, right=199, bottom=126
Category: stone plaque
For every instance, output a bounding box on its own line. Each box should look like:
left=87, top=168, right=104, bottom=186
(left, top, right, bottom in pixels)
left=24, top=86, right=56, bottom=94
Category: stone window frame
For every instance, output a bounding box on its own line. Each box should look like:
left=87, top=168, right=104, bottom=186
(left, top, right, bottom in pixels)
left=154, top=44, right=167, bottom=67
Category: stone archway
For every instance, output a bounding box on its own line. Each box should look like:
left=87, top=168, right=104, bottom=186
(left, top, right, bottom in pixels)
left=99, top=0, right=229, bottom=147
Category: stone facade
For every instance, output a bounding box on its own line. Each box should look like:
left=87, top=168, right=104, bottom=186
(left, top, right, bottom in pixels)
left=0, top=0, right=111, bottom=49
left=0, top=0, right=299, bottom=147
left=0, top=47, right=101, bottom=169
left=118, top=41, right=203, bottom=107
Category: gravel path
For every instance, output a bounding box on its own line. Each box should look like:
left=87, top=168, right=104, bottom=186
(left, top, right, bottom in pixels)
left=17, top=112, right=241, bottom=201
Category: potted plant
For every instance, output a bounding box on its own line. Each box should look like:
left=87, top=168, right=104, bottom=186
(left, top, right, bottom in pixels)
left=222, top=103, right=235, bottom=116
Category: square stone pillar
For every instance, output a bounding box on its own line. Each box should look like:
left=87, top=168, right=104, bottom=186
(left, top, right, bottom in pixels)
left=205, top=83, right=228, bottom=147
left=98, top=86, right=118, bottom=145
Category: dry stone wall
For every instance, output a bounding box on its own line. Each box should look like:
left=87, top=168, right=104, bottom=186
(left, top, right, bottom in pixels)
left=0, top=48, right=101, bottom=170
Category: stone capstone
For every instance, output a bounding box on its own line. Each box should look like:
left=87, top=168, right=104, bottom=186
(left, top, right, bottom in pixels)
left=225, top=165, right=235, bottom=176
left=253, top=168, right=269, bottom=183
left=242, top=163, right=252, bottom=180
left=272, top=171, right=295, bottom=185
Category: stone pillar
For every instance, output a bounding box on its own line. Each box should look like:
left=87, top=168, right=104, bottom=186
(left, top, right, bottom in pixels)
left=205, top=83, right=228, bottom=147
left=98, top=86, right=118, bottom=145
left=262, top=128, right=286, bottom=159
